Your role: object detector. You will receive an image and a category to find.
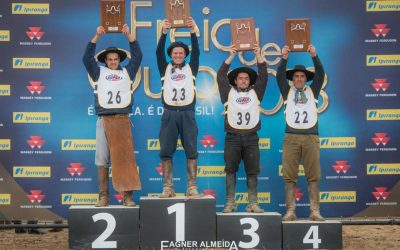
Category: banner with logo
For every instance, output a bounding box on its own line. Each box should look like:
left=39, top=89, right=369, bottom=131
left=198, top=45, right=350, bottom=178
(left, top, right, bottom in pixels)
left=0, top=0, right=399, bottom=220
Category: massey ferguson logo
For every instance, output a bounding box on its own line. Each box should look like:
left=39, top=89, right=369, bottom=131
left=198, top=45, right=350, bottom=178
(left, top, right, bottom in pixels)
left=26, top=27, right=44, bottom=40
left=155, top=163, right=163, bottom=176
left=200, top=135, right=217, bottom=148
left=26, top=136, right=45, bottom=149
left=66, top=163, right=85, bottom=176
left=295, top=188, right=303, bottom=202
left=27, top=190, right=45, bottom=203
left=371, top=24, right=390, bottom=38
left=26, top=81, right=45, bottom=94
left=371, top=133, right=390, bottom=146
left=236, top=96, right=251, bottom=105
left=371, top=78, right=390, bottom=92
left=372, top=187, right=390, bottom=201
left=105, top=74, right=122, bottom=81
left=332, top=161, right=350, bottom=174
left=114, top=192, right=123, bottom=203
left=171, top=74, right=186, bottom=81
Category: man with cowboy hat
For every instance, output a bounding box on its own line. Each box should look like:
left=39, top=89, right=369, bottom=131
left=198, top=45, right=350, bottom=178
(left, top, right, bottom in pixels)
left=83, top=24, right=142, bottom=207
left=156, top=17, right=201, bottom=198
left=277, top=44, right=325, bottom=221
left=217, top=44, right=268, bottom=213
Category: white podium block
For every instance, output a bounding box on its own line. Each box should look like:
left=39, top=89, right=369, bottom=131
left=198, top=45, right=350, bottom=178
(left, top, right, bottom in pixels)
left=282, top=220, right=342, bottom=249
left=68, top=205, right=139, bottom=250
left=217, top=212, right=282, bottom=249
left=140, top=196, right=216, bottom=249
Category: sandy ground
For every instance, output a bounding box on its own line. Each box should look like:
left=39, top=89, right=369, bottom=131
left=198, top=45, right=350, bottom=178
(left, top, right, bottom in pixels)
left=0, top=225, right=399, bottom=249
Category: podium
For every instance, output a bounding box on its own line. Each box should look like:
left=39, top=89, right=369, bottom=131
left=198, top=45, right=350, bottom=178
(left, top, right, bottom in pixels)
left=140, top=196, right=216, bottom=249
left=68, top=205, right=139, bottom=249
left=282, top=220, right=342, bottom=249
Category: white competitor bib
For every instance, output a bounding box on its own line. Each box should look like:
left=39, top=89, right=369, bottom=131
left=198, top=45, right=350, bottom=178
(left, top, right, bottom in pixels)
left=225, top=88, right=260, bottom=130
left=162, top=64, right=195, bottom=106
left=285, top=86, right=318, bottom=129
left=95, top=66, right=132, bottom=109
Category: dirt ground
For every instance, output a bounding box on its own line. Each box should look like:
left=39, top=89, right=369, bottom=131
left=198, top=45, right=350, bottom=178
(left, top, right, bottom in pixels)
left=0, top=225, right=399, bottom=249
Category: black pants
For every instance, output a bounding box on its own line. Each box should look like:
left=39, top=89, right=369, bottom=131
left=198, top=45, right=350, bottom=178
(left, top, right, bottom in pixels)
left=224, top=132, right=260, bottom=175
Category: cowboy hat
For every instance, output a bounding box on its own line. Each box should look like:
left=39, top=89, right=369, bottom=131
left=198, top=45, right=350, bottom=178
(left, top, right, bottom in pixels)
left=97, top=46, right=127, bottom=63
left=227, top=67, right=257, bottom=87
left=286, top=65, right=314, bottom=82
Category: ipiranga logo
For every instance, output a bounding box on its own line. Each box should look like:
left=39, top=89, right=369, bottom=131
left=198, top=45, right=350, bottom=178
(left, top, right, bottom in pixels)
left=197, top=166, right=225, bottom=177
left=320, top=137, right=356, bottom=148
left=61, top=140, right=96, bottom=150
left=61, top=194, right=98, bottom=205
left=235, top=192, right=270, bottom=204
left=0, top=30, right=10, bottom=41
left=320, top=191, right=356, bottom=202
left=367, top=109, right=400, bottom=120
left=13, top=58, right=50, bottom=69
left=278, top=165, right=305, bottom=176
left=0, top=194, right=11, bottom=205
left=366, top=1, right=400, bottom=12
left=13, top=112, right=50, bottom=123
left=147, top=139, right=183, bottom=151
left=0, top=139, right=11, bottom=150
left=259, top=138, right=270, bottom=149
left=367, top=163, right=400, bottom=175
left=0, top=85, right=11, bottom=96
left=13, top=166, right=51, bottom=178
left=367, top=55, right=400, bottom=66
left=12, top=3, right=50, bottom=14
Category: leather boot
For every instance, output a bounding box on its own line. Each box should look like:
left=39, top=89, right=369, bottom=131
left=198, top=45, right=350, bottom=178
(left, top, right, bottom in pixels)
left=159, top=160, right=176, bottom=198
left=96, top=167, right=109, bottom=207
left=123, top=191, right=136, bottom=207
left=282, top=182, right=297, bottom=221
left=222, top=173, right=237, bottom=213
left=186, top=159, right=202, bottom=197
left=245, top=175, right=264, bottom=213
left=308, top=181, right=325, bottom=221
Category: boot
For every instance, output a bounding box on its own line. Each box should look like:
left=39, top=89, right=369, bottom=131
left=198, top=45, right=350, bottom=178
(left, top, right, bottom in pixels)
left=222, top=173, right=237, bottom=213
left=159, top=160, right=176, bottom=198
left=282, top=182, right=297, bottom=221
left=123, top=191, right=136, bottom=207
left=308, top=181, right=325, bottom=221
left=96, top=167, right=109, bottom=207
left=245, top=175, right=264, bottom=213
left=186, top=159, right=202, bottom=197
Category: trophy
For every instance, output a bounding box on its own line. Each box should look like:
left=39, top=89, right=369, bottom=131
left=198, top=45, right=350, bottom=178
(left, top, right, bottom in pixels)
left=286, top=18, right=310, bottom=52
left=165, top=0, right=190, bottom=28
left=100, top=0, right=125, bottom=33
left=230, top=18, right=256, bottom=51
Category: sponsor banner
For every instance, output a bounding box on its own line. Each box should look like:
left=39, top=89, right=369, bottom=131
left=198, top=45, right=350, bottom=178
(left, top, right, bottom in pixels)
left=365, top=78, right=397, bottom=97
left=0, top=85, right=11, bottom=96
left=235, top=192, right=270, bottom=204
left=0, top=30, right=10, bottom=41
left=147, top=139, right=183, bottom=151
left=320, top=191, right=356, bottom=202
left=13, top=58, right=50, bottom=69
left=0, top=194, right=11, bottom=205
left=320, top=137, right=356, bottom=148
left=367, top=109, right=400, bottom=120
left=13, top=166, right=51, bottom=178
left=366, top=187, right=398, bottom=206
left=259, top=138, right=270, bottom=150
left=61, top=193, right=98, bottom=205
left=61, top=139, right=96, bottom=150
left=12, top=3, right=50, bottom=14
left=367, top=163, right=400, bottom=175
left=366, top=1, right=400, bottom=12
left=365, top=24, right=397, bottom=43
left=367, top=55, right=400, bottom=66
left=13, top=112, right=50, bottom=123
left=325, top=161, right=358, bottom=180
left=0, top=139, right=11, bottom=150
left=197, top=166, right=225, bottom=177
left=278, top=164, right=305, bottom=176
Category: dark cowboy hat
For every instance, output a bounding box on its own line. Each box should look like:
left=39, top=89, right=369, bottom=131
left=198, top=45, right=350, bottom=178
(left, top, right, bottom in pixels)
left=227, top=67, right=257, bottom=87
left=97, top=46, right=127, bottom=63
left=167, top=41, right=190, bottom=58
left=286, top=65, right=315, bottom=82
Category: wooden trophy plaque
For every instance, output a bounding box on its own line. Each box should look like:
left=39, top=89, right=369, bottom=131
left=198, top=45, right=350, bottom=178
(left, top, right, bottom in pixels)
left=165, top=0, right=190, bottom=28
left=100, top=0, right=125, bottom=33
left=286, top=18, right=311, bottom=52
left=230, top=18, right=256, bottom=51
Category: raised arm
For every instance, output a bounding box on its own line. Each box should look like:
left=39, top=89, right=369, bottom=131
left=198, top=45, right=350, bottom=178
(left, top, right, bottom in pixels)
left=252, top=44, right=268, bottom=101
left=156, top=19, right=170, bottom=77
left=122, top=24, right=143, bottom=80
left=276, top=45, right=290, bottom=99
left=188, top=17, right=199, bottom=76
left=216, top=45, right=237, bottom=104
left=82, top=26, right=104, bottom=82
left=308, top=44, right=325, bottom=96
